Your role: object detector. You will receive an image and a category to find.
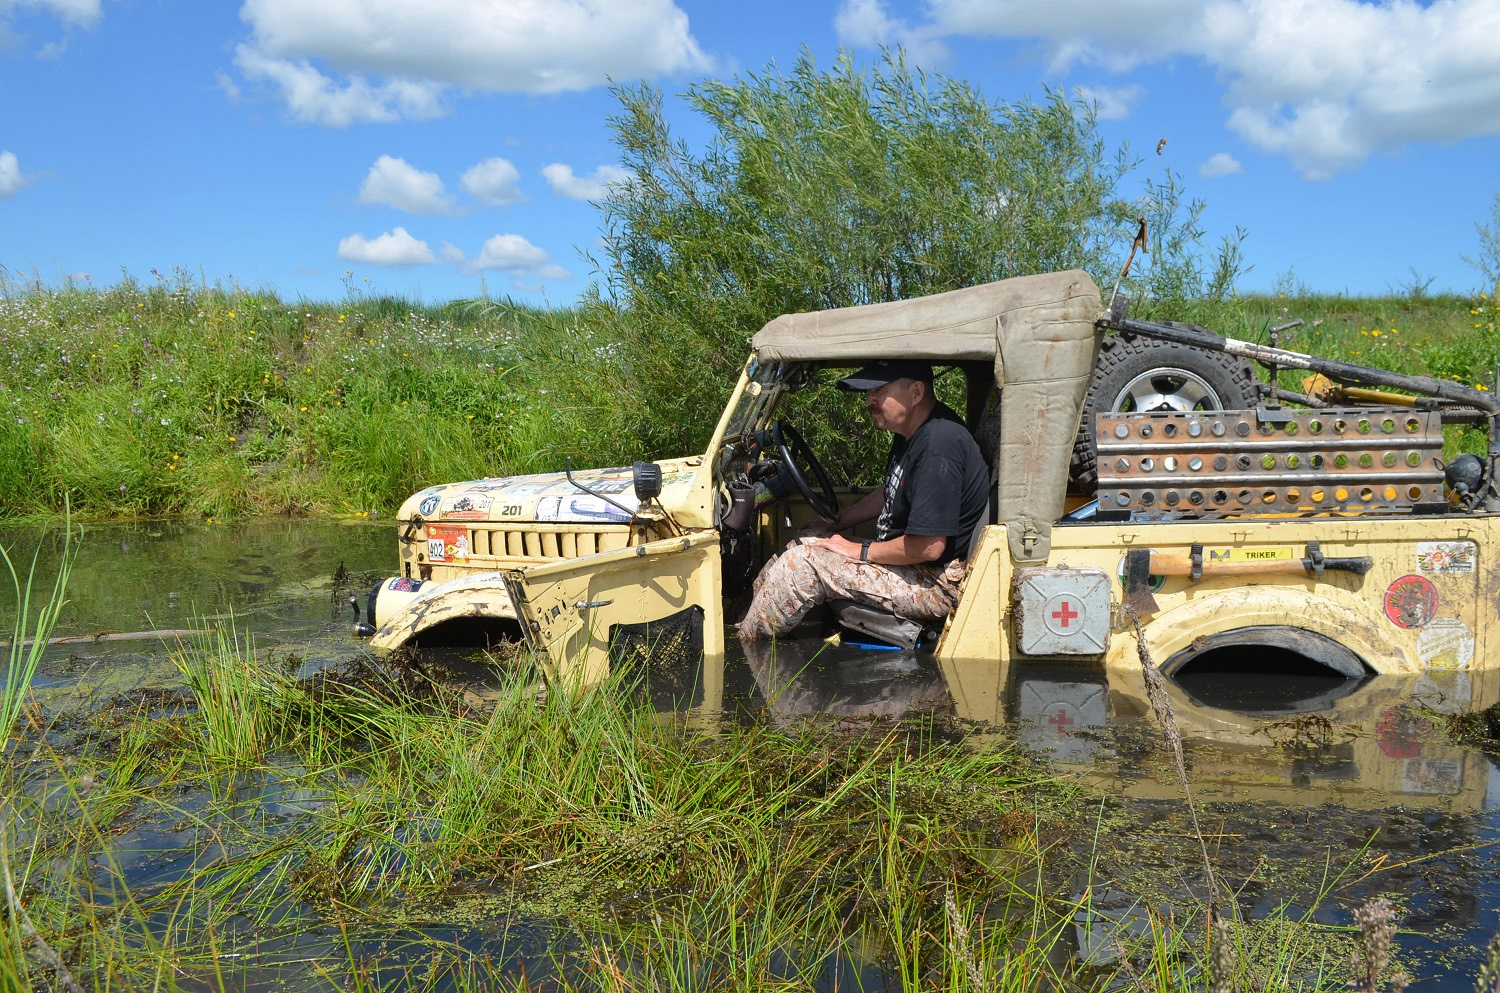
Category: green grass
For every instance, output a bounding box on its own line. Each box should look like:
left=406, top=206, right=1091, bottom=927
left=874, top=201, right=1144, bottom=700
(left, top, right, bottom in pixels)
left=4, top=266, right=1499, bottom=521
left=7, top=624, right=1474, bottom=991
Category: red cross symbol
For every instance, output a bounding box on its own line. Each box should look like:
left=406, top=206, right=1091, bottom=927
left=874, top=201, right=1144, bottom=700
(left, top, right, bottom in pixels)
left=1051, top=600, right=1078, bottom=628
left=1047, top=708, right=1076, bottom=735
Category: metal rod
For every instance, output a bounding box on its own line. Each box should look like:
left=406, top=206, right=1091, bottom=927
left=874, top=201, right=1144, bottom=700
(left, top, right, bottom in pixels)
left=1098, top=316, right=1500, bottom=416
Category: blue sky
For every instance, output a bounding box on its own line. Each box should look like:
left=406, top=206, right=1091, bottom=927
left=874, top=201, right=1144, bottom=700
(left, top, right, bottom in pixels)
left=3, top=0, right=1499, bottom=306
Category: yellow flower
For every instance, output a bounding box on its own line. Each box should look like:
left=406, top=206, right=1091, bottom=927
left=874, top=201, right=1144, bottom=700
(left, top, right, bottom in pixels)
left=228, top=311, right=235, bottom=318
left=300, top=406, right=308, bottom=412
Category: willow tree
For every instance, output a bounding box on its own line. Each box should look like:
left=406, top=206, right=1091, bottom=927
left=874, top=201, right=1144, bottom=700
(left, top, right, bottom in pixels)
left=593, top=50, right=1232, bottom=462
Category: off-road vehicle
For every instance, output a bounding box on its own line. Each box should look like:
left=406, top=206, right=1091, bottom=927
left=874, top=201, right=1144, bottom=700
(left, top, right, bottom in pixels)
left=359, top=270, right=1500, bottom=684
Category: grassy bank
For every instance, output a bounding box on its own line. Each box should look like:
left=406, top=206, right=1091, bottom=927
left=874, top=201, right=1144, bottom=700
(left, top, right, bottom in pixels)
left=2, top=267, right=1498, bottom=520
left=5, top=628, right=1422, bottom=992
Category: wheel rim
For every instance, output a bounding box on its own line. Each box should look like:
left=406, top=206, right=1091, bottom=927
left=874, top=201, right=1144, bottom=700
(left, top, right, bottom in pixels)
left=1111, top=367, right=1224, bottom=413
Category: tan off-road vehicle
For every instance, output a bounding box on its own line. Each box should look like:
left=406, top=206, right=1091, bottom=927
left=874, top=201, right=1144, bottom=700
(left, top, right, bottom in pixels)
left=359, top=271, right=1500, bottom=685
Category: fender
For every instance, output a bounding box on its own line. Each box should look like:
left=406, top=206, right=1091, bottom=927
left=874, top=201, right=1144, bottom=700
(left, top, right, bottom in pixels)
left=1107, top=583, right=1415, bottom=675
left=369, top=571, right=518, bottom=651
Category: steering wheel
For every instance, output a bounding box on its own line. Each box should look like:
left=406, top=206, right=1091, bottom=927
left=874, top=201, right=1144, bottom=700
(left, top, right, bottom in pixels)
left=772, top=420, right=841, bottom=522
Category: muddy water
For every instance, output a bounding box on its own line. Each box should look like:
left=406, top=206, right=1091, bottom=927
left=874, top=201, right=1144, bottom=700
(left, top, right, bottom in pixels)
left=6, top=519, right=1500, bottom=990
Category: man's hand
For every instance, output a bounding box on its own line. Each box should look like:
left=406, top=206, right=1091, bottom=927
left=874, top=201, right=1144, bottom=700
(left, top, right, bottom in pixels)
left=813, top=534, right=862, bottom=558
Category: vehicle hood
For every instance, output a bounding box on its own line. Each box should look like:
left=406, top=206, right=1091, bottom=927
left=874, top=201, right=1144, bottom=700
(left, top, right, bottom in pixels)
left=396, top=459, right=703, bottom=525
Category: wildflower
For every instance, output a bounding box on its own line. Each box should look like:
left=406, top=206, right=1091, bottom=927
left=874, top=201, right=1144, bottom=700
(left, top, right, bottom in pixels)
left=119, top=484, right=127, bottom=493
left=160, top=418, right=170, bottom=426
left=228, top=435, right=236, bottom=442
left=300, top=406, right=308, bottom=412
left=228, top=311, right=235, bottom=318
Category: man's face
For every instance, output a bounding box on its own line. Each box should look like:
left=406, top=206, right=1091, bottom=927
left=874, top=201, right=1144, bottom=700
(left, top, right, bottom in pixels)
left=864, top=378, right=925, bottom=436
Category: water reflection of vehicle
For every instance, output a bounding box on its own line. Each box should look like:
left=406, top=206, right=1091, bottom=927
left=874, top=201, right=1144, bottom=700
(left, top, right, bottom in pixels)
left=937, top=655, right=1500, bottom=813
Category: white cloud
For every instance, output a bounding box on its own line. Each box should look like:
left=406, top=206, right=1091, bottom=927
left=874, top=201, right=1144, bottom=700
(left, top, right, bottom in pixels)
left=834, top=0, right=949, bottom=65
left=460, top=157, right=526, bottom=207
left=358, top=155, right=458, bottom=215
left=1199, top=152, right=1243, bottom=178
left=234, top=45, right=446, bottom=126
left=542, top=163, right=632, bottom=201
left=1073, top=84, right=1143, bottom=121
left=337, top=227, right=437, bottom=266
left=878, top=0, right=1500, bottom=178
left=460, top=234, right=571, bottom=280
left=0, top=0, right=101, bottom=29
left=233, top=0, right=712, bottom=124
left=0, top=151, right=30, bottom=198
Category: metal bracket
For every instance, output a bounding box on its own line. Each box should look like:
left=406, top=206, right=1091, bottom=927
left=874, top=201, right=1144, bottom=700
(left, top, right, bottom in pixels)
left=1305, top=540, right=1325, bottom=578
left=1190, top=543, right=1203, bottom=582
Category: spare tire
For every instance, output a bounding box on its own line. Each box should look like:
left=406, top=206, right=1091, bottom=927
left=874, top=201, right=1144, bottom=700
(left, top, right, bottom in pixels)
left=1071, top=333, right=1261, bottom=490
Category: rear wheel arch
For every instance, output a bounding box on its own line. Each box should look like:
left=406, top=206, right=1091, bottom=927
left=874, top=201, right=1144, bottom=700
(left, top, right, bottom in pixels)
left=1107, top=585, right=1415, bottom=675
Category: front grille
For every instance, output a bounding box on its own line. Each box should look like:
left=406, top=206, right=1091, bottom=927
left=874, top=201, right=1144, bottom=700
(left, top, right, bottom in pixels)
left=473, top=526, right=633, bottom=560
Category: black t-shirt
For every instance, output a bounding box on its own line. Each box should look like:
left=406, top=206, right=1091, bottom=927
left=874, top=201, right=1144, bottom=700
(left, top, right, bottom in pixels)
left=874, top=402, right=990, bottom=563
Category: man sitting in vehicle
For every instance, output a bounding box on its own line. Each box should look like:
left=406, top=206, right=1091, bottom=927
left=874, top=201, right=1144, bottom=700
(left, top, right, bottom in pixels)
left=738, top=360, right=990, bottom=641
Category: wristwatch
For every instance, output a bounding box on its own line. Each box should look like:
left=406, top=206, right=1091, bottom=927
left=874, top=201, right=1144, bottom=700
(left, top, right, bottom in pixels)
left=859, top=540, right=871, bottom=562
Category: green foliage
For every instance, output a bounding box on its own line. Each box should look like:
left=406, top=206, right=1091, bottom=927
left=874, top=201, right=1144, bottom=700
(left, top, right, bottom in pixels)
left=1463, top=190, right=1500, bottom=297
left=600, top=51, right=1128, bottom=458
left=0, top=268, right=643, bottom=519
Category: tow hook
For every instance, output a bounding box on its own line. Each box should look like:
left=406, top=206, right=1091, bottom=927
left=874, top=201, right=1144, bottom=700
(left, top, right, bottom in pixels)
left=350, top=594, right=376, bottom=637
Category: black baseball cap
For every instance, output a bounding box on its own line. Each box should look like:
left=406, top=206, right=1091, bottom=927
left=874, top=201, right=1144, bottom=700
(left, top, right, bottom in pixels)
left=836, top=360, right=934, bottom=392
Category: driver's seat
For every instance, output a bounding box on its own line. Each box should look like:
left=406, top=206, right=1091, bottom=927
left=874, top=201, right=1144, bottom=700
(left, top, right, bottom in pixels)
left=829, top=599, right=941, bottom=650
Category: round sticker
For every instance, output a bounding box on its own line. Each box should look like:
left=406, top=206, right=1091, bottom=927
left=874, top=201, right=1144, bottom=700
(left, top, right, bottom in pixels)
left=1384, top=574, right=1437, bottom=629
left=1416, top=618, right=1474, bottom=668
left=419, top=494, right=440, bottom=516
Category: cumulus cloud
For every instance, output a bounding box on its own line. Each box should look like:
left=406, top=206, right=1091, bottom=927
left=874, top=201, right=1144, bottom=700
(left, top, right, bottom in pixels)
left=358, top=155, right=458, bottom=215
left=0, top=151, right=30, bottom=198
left=1199, top=152, right=1243, bottom=178
left=460, top=234, right=571, bottom=280
left=461, top=157, right=526, bottom=207
left=542, top=163, right=632, bottom=201
left=233, top=0, right=711, bottom=124
left=337, top=227, right=437, bottom=266
left=1073, top=84, right=1143, bottom=121
left=842, top=0, right=1500, bottom=178
left=0, top=0, right=101, bottom=29
left=234, top=45, right=446, bottom=126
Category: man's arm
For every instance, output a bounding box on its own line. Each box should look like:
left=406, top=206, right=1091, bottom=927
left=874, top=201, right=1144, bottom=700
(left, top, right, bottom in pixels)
left=814, top=532, right=945, bottom=565
left=801, top=486, right=883, bottom=537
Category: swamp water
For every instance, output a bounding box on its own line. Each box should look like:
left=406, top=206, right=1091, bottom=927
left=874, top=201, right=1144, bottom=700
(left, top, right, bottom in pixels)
left=3, top=519, right=1499, bottom=991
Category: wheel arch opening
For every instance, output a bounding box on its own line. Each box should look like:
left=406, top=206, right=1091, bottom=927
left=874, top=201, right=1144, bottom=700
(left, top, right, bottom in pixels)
left=1163, top=625, right=1374, bottom=715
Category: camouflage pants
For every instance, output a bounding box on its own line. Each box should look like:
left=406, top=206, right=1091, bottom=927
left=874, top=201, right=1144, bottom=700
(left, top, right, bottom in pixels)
left=737, top=537, right=965, bottom=641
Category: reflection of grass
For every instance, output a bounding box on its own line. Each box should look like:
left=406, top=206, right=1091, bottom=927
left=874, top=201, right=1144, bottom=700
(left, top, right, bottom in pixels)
left=3, top=634, right=1493, bottom=990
